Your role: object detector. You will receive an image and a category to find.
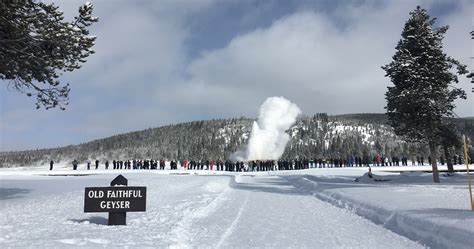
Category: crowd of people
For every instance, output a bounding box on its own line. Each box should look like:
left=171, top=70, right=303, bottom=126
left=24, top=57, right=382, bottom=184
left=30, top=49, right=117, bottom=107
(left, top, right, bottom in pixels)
left=52, top=154, right=470, bottom=171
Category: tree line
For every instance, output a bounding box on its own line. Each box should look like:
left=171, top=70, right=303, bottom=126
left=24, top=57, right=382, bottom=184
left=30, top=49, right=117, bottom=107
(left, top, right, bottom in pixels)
left=1, top=114, right=472, bottom=168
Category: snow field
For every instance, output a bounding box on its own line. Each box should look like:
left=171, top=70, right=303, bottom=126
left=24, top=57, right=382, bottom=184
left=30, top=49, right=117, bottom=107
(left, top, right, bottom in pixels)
left=0, top=174, right=230, bottom=247
left=284, top=172, right=474, bottom=249
left=1, top=167, right=473, bottom=248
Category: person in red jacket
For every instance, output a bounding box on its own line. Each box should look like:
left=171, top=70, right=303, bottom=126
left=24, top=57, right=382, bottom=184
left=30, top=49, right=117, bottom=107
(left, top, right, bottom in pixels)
left=183, top=159, right=187, bottom=170
left=210, top=159, right=214, bottom=171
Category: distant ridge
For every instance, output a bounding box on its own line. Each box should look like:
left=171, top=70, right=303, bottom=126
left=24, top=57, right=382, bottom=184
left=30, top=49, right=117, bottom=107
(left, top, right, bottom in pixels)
left=1, top=113, right=473, bottom=167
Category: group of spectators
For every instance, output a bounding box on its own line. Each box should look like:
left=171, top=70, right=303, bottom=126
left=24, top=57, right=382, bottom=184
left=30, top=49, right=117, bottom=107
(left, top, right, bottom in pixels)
left=52, top=154, right=468, bottom=171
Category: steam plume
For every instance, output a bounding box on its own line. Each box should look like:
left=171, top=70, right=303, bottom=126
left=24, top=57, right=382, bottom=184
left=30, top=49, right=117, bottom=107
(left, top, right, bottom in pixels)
left=231, top=96, right=301, bottom=161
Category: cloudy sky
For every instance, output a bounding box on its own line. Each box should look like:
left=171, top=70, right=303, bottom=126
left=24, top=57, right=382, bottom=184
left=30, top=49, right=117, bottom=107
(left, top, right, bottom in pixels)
left=1, top=0, right=473, bottom=151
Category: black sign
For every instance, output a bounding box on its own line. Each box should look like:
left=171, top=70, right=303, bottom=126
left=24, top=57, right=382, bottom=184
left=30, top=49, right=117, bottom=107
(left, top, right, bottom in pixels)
left=111, top=174, right=128, bottom=186
left=84, top=186, right=146, bottom=212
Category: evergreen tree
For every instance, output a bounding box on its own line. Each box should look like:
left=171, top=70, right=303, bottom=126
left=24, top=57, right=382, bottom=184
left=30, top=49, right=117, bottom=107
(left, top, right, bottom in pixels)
left=467, top=30, right=473, bottom=88
left=0, top=0, right=98, bottom=110
left=439, top=123, right=462, bottom=173
left=382, top=6, right=468, bottom=182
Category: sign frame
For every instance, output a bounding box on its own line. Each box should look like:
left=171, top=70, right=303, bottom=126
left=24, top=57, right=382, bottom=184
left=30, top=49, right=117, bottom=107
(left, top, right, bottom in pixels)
left=84, top=186, right=147, bottom=212
left=83, top=175, right=147, bottom=225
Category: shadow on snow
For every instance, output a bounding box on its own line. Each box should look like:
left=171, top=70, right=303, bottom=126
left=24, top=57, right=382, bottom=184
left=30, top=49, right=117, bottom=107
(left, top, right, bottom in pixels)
left=0, top=187, right=32, bottom=200
left=69, top=216, right=108, bottom=225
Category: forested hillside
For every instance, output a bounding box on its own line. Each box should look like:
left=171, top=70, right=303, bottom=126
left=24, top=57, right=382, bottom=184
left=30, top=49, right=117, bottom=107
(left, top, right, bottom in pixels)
left=1, top=113, right=473, bottom=167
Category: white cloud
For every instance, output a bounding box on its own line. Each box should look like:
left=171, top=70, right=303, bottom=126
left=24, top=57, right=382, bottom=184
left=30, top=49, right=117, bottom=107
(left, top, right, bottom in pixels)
left=441, top=1, right=474, bottom=116
left=1, top=0, right=215, bottom=150
left=168, top=0, right=472, bottom=117
left=1, top=0, right=472, bottom=151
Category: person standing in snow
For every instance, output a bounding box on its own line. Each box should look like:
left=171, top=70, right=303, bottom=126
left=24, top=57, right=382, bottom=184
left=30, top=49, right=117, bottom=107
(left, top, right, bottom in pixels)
left=49, top=160, right=54, bottom=170
left=72, top=159, right=78, bottom=170
left=376, top=154, right=381, bottom=166
left=95, top=159, right=99, bottom=170
left=105, top=160, right=109, bottom=170
left=169, top=160, right=174, bottom=170
left=160, top=160, right=165, bottom=170
left=87, top=160, right=91, bottom=170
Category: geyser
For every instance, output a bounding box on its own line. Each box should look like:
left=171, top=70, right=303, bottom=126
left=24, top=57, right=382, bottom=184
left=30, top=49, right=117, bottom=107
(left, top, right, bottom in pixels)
left=231, top=96, right=301, bottom=161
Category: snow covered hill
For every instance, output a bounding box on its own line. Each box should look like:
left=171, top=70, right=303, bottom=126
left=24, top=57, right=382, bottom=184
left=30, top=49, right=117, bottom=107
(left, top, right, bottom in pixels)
left=1, top=114, right=473, bottom=167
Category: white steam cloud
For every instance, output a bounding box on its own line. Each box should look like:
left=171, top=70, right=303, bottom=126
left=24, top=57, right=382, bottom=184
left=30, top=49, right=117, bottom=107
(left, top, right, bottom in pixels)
left=231, top=96, right=302, bottom=161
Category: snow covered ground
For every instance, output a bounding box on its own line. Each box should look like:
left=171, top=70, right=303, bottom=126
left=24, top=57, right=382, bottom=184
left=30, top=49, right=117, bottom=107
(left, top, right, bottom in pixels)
left=1, top=164, right=473, bottom=248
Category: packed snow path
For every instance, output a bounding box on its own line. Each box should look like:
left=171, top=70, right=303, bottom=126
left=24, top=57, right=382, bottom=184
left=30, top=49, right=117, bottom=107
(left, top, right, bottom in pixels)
left=0, top=173, right=423, bottom=248
left=178, top=174, right=423, bottom=248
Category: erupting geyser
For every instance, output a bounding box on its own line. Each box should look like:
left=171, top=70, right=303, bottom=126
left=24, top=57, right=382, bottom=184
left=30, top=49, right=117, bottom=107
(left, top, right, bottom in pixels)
left=231, top=96, right=301, bottom=161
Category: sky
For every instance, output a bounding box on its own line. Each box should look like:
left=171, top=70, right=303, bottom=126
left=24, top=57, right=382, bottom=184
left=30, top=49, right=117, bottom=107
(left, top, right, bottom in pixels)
left=1, top=0, right=473, bottom=151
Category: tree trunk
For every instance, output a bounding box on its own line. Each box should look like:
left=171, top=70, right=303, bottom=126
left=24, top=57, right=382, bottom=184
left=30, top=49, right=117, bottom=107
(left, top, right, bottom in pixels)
left=429, top=141, right=440, bottom=183
left=443, top=145, right=454, bottom=173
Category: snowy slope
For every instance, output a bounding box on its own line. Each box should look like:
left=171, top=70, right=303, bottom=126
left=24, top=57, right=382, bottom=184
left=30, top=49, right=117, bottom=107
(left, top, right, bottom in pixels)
left=4, top=114, right=472, bottom=168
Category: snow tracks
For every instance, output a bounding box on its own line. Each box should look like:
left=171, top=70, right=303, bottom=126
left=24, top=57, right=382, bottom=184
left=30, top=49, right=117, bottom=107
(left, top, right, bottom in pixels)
left=175, top=174, right=423, bottom=248
left=284, top=174, right=474, bottom=249
left=0, top=173, right=430, bottom=248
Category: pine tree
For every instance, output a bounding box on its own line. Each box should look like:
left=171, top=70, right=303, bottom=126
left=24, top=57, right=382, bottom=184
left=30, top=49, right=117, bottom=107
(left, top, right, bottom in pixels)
left=467, top=30, right=474, bottom=89
left=0, top=0, right=98, bottom=110
left=439, top=123, right=462, bottom=173
left=382, top=6, right=468, bottom=182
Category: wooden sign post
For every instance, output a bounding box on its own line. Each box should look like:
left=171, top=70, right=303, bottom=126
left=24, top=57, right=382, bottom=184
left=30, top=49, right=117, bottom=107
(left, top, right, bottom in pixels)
left=84, top=175, right=147, bottom=225
left=463, top=135, right=473, bottom=211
